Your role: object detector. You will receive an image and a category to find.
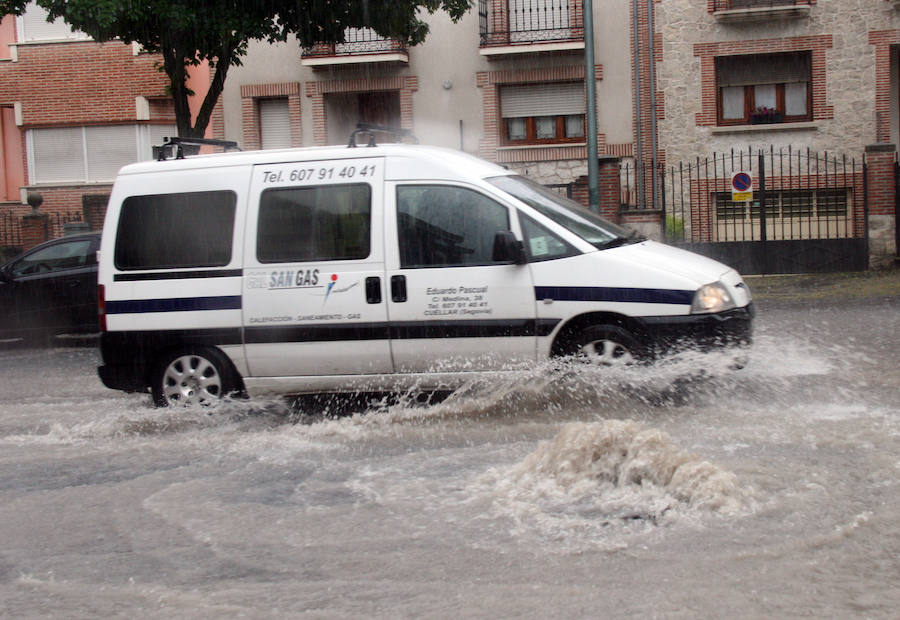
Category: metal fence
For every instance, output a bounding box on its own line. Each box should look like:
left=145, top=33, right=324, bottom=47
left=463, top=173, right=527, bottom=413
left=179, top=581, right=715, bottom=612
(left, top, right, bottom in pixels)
left=712, top=0, right=802, bottom=9
left=302, top=28, right=407, bottom=58
left=620, top=147, right=868, bottom=273
left=1, top=209, right=22, bottom=261
left=478, top=0, right=583, bottom=46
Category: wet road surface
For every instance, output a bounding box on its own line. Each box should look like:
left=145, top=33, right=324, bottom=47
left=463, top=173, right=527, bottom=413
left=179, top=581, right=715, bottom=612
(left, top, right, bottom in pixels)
left=1, top=296, right=898, bottom=618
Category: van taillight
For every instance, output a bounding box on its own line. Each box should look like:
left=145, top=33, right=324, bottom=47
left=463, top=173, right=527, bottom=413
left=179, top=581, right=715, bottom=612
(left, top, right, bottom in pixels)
left=98, top=284, right=107, bottom=332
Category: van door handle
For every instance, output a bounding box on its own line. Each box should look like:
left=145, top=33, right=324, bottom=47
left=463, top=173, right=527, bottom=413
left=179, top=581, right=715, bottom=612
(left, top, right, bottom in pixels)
left=365, top=276, right=382, bottom=304
left=390, top=275, right=407, bottom=303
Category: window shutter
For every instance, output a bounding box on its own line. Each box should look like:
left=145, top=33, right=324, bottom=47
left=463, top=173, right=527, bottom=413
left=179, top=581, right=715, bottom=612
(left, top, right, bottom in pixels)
left=500, top=83, right=585, bottom=119
left=259, top=98, right=292, bottom=149
left=20, top=5, right=87, bottom=41
left=717, top=53, right=810, bottom=87
left=85, top=126, right=139, bottom=182
left=30, top=127, right=85, bottom=183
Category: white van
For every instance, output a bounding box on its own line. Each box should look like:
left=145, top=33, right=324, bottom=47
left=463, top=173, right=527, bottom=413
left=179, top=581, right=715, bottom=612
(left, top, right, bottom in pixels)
left=97, top=141, right=753, bottom=406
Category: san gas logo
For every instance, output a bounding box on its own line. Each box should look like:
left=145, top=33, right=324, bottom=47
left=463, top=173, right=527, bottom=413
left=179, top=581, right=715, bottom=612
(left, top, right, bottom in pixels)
left=245, top=269, right=320, bottom=290
left=245, top=269, right=359, bottom=303
left=323, top=273, right=359, bottom=305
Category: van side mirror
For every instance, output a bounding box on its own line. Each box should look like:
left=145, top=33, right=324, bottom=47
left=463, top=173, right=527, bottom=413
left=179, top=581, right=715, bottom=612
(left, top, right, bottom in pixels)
left=492, top=231, right=527, bottom=265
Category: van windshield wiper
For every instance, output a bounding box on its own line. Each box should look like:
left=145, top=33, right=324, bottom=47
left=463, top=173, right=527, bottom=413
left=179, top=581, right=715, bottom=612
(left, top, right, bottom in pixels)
left=597, top=230, right=644, bottom=250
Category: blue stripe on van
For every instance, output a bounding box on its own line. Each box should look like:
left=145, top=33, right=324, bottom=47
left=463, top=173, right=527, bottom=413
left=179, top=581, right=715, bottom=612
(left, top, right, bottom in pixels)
left=105, top=295, right=242, bottom=314
left=534, top=286, right=694, bottom=306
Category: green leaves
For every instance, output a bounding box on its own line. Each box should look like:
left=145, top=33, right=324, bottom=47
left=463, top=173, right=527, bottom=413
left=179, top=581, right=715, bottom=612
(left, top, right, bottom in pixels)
left=7, top=0, right=472, bottom=137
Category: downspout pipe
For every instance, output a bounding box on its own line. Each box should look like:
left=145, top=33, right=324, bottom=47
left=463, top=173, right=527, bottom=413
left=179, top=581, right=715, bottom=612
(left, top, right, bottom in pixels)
left=632, top=0, right=644, bottom=206
left=584, top=0, right=599, bottom=211
left=646, top=0, right=658, bottom=210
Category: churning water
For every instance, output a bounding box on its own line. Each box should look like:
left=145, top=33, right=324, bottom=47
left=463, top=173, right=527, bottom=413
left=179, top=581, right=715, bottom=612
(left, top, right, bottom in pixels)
left=1, top=299, right=898, bottom=618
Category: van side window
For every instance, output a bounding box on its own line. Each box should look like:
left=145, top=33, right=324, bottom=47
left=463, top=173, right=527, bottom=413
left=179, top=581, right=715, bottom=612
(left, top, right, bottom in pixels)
left=114, top=191, right=236, bottom=270
left=519, top=213, right=579, bottom=262
left=397, top=185, right=510, bottom=268
left=257, top=184, right=371, bottom=263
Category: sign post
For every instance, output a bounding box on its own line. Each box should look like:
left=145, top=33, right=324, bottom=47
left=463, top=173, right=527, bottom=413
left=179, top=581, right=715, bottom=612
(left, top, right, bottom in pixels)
left=731, top=171, right=753, bottom=202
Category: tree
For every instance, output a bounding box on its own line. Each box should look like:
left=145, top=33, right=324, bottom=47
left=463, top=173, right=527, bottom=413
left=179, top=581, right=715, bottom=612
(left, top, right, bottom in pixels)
left=0, top=0, right=471, bottom=138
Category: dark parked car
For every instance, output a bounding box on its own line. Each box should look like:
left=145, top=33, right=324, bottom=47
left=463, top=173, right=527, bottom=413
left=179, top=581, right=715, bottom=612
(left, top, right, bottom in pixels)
left=0, top=232, right=100, bottom=342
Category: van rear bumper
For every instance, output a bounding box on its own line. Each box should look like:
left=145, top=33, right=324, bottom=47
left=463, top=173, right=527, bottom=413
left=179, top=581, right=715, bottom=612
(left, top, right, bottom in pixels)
left=639, top=303, right=754, bottom=353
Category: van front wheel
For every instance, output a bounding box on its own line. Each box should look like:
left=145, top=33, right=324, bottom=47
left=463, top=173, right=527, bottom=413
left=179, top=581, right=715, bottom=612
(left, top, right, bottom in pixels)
left=568, top=325, right=640, bottom=366
left=151, top=347, right=237, bottom=407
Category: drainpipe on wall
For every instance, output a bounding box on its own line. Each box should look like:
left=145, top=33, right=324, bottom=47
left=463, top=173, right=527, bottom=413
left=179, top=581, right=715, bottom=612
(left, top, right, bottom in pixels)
left=584, top=0, right=599, bottom=211
left=632, top=0, right=645, bottom=207
left=646, top=0, right=658, bottom=210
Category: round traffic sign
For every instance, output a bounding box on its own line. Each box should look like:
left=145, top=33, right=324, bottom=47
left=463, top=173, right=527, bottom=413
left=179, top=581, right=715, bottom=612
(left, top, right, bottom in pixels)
left=732, top=172, right=752, bottom=192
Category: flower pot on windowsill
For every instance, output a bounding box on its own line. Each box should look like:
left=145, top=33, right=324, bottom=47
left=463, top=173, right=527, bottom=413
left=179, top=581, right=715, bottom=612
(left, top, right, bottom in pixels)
left=750, top=112, right=783, bottom=125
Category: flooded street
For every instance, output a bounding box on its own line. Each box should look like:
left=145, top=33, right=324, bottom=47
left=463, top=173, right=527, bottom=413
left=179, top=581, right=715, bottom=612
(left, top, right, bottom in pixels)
left=1, top=297, right=899, bottom=618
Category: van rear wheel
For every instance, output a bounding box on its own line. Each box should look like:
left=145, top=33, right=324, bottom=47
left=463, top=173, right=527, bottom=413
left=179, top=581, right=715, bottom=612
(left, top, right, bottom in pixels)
left=152, top=347, right=236, bottom=407
left=569, top=325, right=640, bottom=366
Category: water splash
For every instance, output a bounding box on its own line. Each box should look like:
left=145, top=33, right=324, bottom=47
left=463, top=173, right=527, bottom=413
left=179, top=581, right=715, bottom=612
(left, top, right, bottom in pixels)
left=472, top=420, right=751, bottom=550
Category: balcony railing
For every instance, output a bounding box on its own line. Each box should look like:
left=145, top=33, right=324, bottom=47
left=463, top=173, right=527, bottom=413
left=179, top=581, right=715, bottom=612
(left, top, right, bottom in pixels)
left=712, top=0, right=810, bottom=21
left=302, top=28, right=407, bottom=62
left=712, top=0, right=802, bottom=8
left=479, top=0, right=584, bottom=48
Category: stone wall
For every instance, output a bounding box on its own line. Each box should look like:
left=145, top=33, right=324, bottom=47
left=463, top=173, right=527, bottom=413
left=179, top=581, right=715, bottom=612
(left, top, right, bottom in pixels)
left=655, top=0, right=900, bottom=165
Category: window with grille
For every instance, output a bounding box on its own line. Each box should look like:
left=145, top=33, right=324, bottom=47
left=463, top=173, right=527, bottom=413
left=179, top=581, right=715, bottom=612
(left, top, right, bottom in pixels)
left=715, top=189, right=848, bottom=220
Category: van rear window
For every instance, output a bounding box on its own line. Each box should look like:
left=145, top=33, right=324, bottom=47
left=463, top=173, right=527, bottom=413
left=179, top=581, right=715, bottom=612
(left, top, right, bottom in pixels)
left=114, top=191, right=236, bottom=270
left=257, top=184, right=371, bottom=263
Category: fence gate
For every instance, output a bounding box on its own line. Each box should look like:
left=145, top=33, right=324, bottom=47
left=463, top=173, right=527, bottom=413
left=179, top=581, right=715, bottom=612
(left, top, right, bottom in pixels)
left=650, top=147, right=868, bottom=275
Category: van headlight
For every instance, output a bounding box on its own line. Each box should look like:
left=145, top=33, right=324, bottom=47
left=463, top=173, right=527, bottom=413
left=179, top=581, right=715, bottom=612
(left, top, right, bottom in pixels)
left=691, top=282, right=736, bottom=314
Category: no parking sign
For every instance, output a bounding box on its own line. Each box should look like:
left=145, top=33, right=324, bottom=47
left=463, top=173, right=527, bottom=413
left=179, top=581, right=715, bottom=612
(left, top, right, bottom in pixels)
left=731, top=171, right=753, bottom=202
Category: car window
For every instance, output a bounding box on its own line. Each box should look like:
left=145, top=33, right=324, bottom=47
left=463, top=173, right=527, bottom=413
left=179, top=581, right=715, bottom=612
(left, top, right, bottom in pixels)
left=519, top=213, right=579, bottom=262
left=396, top=185, right=510, bottom=268
left=257, top=184, right=371, bottom=263
left=115, top=190, right=236, bottom=270
left=10, top=239, right=95, bottom=277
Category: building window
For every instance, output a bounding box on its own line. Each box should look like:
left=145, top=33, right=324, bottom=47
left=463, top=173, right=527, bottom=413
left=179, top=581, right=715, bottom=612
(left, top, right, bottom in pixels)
left=258, top=98, right=292, bottom=150
left=716, top=52, right=811, bottom=125
left=500, top=82, right=585, bottom=145
left=27, top=124, right=175, bottom=184
left=16, top=5, right=90, bottom=41
left=715, top=188, right=848, bottom=220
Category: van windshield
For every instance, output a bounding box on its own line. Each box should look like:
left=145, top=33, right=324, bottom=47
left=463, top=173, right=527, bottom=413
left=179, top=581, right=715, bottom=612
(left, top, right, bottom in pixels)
left=487, top=175, right=637, bottom=250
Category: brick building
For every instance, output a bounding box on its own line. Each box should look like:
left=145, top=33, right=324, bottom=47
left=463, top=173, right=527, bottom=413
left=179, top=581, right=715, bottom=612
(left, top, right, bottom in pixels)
left=0, top=5, right=184, bottom=250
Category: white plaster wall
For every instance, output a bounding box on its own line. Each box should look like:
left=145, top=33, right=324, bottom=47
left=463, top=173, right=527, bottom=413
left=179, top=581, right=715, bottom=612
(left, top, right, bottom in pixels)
left=219, top=4, right=635, bottom=163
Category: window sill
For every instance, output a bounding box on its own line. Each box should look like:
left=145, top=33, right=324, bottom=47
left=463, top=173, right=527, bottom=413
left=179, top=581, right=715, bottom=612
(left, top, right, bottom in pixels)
left=498, top=142, right=586, bottom=150
left=495, top=143, right=588, bottom=163
left=711, top=121, right=818, bottom=134
left=480, top=40, right=585, bottom=58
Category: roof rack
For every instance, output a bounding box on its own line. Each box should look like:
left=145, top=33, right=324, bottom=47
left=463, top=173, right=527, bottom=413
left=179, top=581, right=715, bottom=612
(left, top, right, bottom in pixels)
left=348, top=123, right=419, bottom=148
left=154, top=137, right=241, bottom=161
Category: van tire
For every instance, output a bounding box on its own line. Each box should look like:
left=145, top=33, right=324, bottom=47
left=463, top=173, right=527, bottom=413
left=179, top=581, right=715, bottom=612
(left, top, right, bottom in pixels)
left=567, top=324, right=640, bottom=366
left=151, top=347, right=237, bottom=407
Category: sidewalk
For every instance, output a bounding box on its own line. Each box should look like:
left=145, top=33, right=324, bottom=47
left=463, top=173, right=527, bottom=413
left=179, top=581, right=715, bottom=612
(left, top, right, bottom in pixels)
left=746, top=267, right=900, bottom=302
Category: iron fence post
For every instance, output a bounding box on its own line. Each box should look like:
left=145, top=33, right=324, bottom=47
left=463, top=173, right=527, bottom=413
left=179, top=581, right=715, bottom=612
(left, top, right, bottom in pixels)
left=758, top=150, right=768, bottom=274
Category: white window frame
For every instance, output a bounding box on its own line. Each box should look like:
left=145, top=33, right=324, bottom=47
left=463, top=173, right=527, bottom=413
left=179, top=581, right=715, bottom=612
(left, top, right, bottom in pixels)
left=26, top=124, right=176, bottom=185
left=15, top=5, right=91, bottom=43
